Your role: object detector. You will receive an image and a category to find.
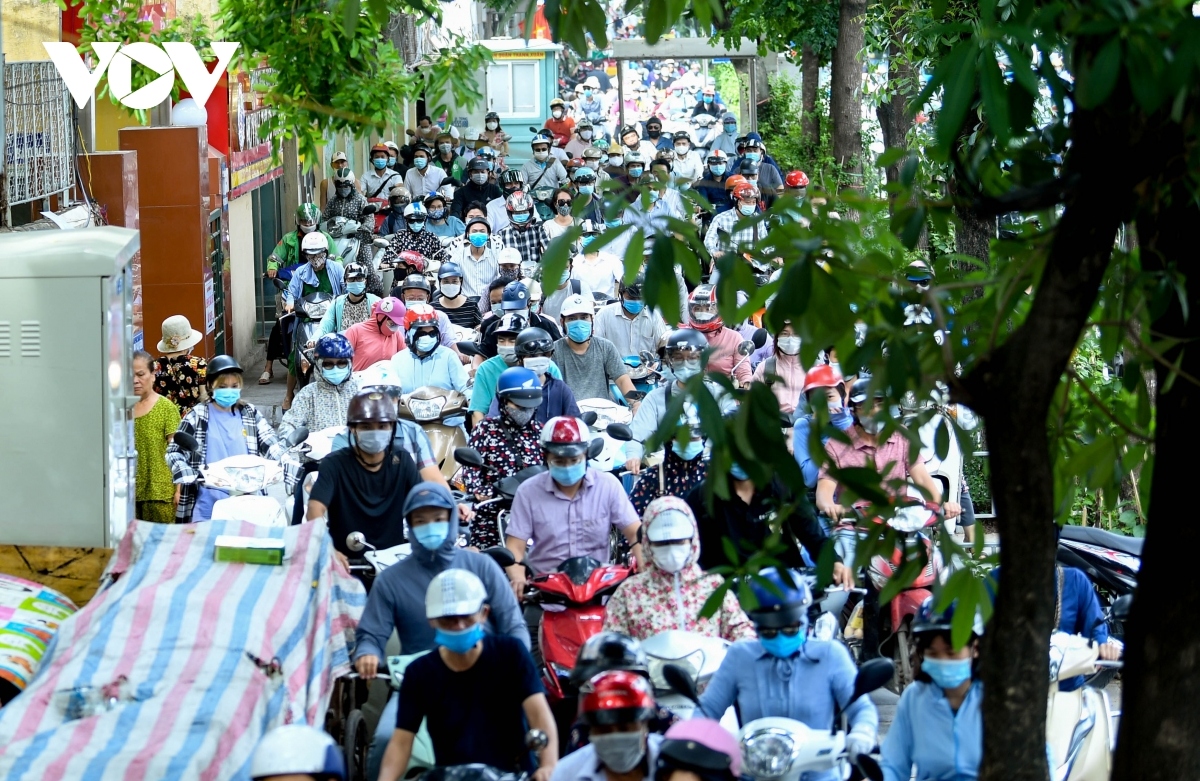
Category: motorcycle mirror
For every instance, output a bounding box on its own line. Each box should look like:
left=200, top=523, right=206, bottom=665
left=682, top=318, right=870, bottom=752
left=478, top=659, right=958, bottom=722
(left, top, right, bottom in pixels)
left=173, top=431, right=200, bottom=452
left=373, top=238, right=390, bottom=248
left=638, top=349, right=657, bottom=366
left=580, top=411, right=599, bottom=426
left=587, top=438, right=605, bottom=460
left=662, top=663, right=701, bottom=706
left=482, top=546, right=517, bottom=569
left=454, top=447, right=487, bottom=469
left=752, top=328, right=769, bottom=349
left=525, top=728, right=549, bottom=752
left=606, top=423, right=634, bottom=441
left=285, top=426, right=310, bottom=448
left=854, top=754, right=884, bottom=781
left=346, top=532, right=368, bottom=553
left=457, top=341, right=482, bottom=357
left=1111, top=593, right=1133, bottom=621
left=737, top=340, right=756, bottom=357
left=853, top=659, right=895, bottom=702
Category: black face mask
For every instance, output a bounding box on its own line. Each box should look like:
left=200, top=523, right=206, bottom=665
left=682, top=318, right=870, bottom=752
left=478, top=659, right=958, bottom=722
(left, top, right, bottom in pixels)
left=647, top=129, right=661, bottom=138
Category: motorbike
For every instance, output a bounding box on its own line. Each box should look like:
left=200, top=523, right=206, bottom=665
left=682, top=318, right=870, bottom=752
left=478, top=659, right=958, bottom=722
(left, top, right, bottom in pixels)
left=172, top=429, right=307, bottom=526
left=641, top=630, right=738, bottom=733
left=293, top=291, right=335, bottom=388
left=322, top=215, right=371, bottom=266
left=398, top=384, right=470, bottom=480
left=418, top=730, right=548, bottom=781
left=576, top=398, right=633, bottom=474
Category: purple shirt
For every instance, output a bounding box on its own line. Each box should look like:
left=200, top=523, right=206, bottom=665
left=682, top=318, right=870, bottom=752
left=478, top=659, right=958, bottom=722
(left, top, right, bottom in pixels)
left=506, top=469, right=640, bottom=574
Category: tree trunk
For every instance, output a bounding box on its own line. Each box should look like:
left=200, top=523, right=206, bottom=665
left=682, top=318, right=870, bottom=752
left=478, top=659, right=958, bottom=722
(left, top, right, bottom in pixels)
left=828, top=0, right=865, bottom=189
left=875, top=31, right=912, bottom=189
left=800, top=44, right=819, bottom=147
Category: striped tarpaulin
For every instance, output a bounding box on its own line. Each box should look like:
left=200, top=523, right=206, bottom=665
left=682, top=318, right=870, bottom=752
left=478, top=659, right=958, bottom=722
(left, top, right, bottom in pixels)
left=0, top=519, right=366, bottom=780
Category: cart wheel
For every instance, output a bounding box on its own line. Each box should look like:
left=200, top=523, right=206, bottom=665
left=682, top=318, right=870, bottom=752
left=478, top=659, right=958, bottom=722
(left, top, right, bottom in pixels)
left=343, top=708, right=369, bottom=781
left=888, top=625, right=914, bottom=695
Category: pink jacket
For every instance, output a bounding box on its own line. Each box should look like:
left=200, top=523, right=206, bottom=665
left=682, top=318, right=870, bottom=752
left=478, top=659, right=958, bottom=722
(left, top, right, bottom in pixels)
left=752, top=352, right=806, bottom=413
left=344, top=320, right=406, bottom=371
left=703, top=327, right=752, bottom=384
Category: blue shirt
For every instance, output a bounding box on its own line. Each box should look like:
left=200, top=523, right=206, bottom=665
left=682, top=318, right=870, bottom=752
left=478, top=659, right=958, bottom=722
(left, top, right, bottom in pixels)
left=486, top=374, right=580, bottom=424
left=391, top=345, right=470, bottom=394
left=880, top=680, right=982, bottom=781
left=792, top=415, right=821, bottom=489
left=285, top=259, right=346, bottom=304
left=1057, top=566, right=1108, bottom=691
left=428, top=217, right=465, bottom=238
left=699, top=639, right=878, bottom=781
left=194, top=403, right=249, bottom=521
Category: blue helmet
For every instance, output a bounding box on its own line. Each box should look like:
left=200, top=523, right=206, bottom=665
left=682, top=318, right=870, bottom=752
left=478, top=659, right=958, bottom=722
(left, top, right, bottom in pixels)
left=496, top=367, right=543, bottom=409
left=438, top=260, right=464, bottom=280
left=913, top=596, right=985, bottom=637
left=748, top=568, right=812, bottom=629
left=315, top=333, right=354, bottom=360
left=501, top=280, right=530, bottom=311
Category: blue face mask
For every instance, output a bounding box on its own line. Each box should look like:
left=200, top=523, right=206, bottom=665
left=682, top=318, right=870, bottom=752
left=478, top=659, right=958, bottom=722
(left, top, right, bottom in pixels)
left=409, top=221, right=425, bottom=233
left=212, top=388, right=241, bottom=408
left=412, top=520, right=450, bottom=549
left=512, top=212, right=532, bottom=225
left=724, top=125, right=737, bottom=136
left=922, top=657, right=973, bottom=689
left=671, top=438, right=704, bottom=461
left=577, top=184, right=594, bottom=196
left=584, top=89, right=593, bottom=97
left=710, top=164, right=726, bottom=176
left=745, top=152, right=760, bottom=163
left=739, top=203, right=756, bottom=216
left=566, top=320, right=592, bottom=343
left=550, top=461, right=587, bottom=487
left=468, top=232, right=488, bottom=248
left=649, top=191, right=660, bottom=203
left=605, top=218, right=622, bottom=228
left=729, top=462, right=748, bottom=481
left=581, top=235, right=596, bottom=248
left=373, top=158, right=387, bottom=169
left=830, top=408, right=855, bottom=431
left=429, top=209, right=446, bottom=221
left=436, top=624, right=484, bottom=654
left=414, top=158, right=428, bottom=170
left=703, top=95, right=714, bottom=104
left=622, top=299, right=643, bottom=315
left=388, top=156, right=397, bottom=166
left=415, top=335, right=438, bottom=353
left=760, top=630, right=806, bottom=658
left=321, top=366, right=351, bottom=385
left=346, top=281, right=366, bottom=296
left=627, top=167, right=643, bottom=178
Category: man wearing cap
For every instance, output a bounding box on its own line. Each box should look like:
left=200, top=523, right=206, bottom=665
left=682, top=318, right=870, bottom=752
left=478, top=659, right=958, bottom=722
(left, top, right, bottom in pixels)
left=565, top=118, right=597, bottom=159
left=452, top=158, right=501, bottom=219
left=691, top=86, right=724, bottom=120
left=553, top=293, right=640, bottom=405
left=521, top=132, right=569, bottom=192
left=376, top=568, right=556, bottom=781
left=357, top=484, right=534, bottom=779
left=319, top=151, right=349, bottom=210
left=544, top=97, right=576, bottom=148
left=404, top=146, right=449, bottom=199
left=618, top=124, right=659, bottom=163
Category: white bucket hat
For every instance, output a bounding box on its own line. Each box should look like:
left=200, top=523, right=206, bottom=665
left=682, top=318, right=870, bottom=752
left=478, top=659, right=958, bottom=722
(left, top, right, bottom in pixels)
left=426, top=569, right=487, bottom=619
left=157, top=315, right=202, bottom=353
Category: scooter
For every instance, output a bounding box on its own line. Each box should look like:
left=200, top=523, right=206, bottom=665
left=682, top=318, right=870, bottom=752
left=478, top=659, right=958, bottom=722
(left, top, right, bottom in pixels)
left=419, top=730, right=548, bottom=781
left=293, top=291, right=335, bottom=388
left=172, top=429, right=307, bottom=526
left=398, top=384, right=470, bottom=480
left=641, top=630, right=738, bottom=733
left=576, top=398, right=633, bottom=474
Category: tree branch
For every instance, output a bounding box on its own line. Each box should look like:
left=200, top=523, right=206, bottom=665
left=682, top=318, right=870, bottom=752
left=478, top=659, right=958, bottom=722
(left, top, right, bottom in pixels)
left=1065, top=367, right=1153, bottom=442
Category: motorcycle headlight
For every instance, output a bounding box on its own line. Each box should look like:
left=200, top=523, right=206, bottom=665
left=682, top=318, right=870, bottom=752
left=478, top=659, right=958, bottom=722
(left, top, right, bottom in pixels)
left=742, top=729, right=798, bottom=780
left=408, top=396, right=446, bottom=421
left=225, top=465, right=266, bottom=493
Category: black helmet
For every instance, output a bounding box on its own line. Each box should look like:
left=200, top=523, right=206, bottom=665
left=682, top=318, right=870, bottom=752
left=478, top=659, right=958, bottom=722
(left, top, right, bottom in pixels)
left=515, top=327, right=555, bottom=358
left=343, top=261, right=367, bottom=282
left=619, top=272, right=645, bottom=299
left=671, top=130, right=691, bottom=142
left=848, top=377, right=883, bottom=406
left=207, top=355, right=243, bottom=381
left=739, top=160, right=760, bottom=176
left=467, top=157, right=489, bottom=172
left=499, top=169, right=526, bottom=188
left=400, top=273, right=432, bottom=296
left=569, top=632, right=649, bottom=687
left=657, top=327, right=707, bottom=359
left=913, top=596, right=985, bottom=637
left=347, top=390, right=398, bottom=425
left=485, top=110, right=500, bottom=121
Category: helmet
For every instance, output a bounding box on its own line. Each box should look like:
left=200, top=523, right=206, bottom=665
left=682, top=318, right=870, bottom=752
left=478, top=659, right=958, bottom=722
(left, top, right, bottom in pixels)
left=343, top=261, right=367, bottom=282
left=403, top=202, right=427, bottom=220
left=539, top=416, right=590, bottom=457
left=426, top=569, right=487, bottom=619
left=579, top=670, right=657, bottom=727
left=585, top=76, right=600, bottom=89
left=657, top=327, right=707, bottom=360
left=624, top=151, right=644, bottom=167
left=250, top=725, right=346, bottom=781
left=388, top=184, right=411, bottom=207
left=742, top=136, right=763, bottom=150
left=424, top=191, right=447, bottom=207
left=802, top=364, right=844, bottom=395
left=672, top=130, right=691, bottom=143
left=506, top=190, right=535, bottom=213
left=515, top=327, right=555, bottom=358
left=315, top=333, right=354, bottom=361
left=493, top=313, right=528, bottom=338
left=657, top=719, right=741, bottom=780
left=569, top=632, right=649, bottom=688
left=347, top=389, right=399, bottom=425
left=496, top=366, right=543, bottom=409
left=748, top=568, right=813, bottom=629
left=498, top=247, right=523, bottom=268
left=723, top=175, right=748, bottom=193
left=301, top=232, right=329, bottom=254
left=706, top=149, right=728, bottom=164
left=785, top=170, right=810, bottom=188
left=738, top=160, right=760, bottom=177
left=207, top=354, right=243, bottom=380
left=438, top=260, right=464, bottom=280
left=296, top=202, right=320, bottom=224
left=485, top=110, right=500, bottom=121
left=467, top=157, right=489, bottom=172
left=579, top=219, right=604, bottom=236
left=848, top=377, right=884, bottom=406
left=404, top=302, right=440, bottom=341
left=687, top=285, right=722, bottom=333
left=733, top=182, right=760, bottom=202
left=400, top=273, right=432, bottom=298
left=619, top=124, right=640, bottom=140
left=549, top=97, right=566, bottom=109
left=559, top=293, right=594, bottom=319
left=643, top=496, right=696, bottom=543
left=370, top=142, right=389, bottom=156
left=372, top=297, right=407, bottom=326
left=333, top=168, right=356, bottom=187
left=573, top=167, right=597, bottom=184
left=913, top=596, right=985, bottom=637
left=397, top=250, right=428, bottom=273
left=906, top=260, right=933, bottom=284
left=501, top=280, right=529, bottom=310
left=500, top=169, right=526, bottom=188
left=619, top=272, right=645, bottom=299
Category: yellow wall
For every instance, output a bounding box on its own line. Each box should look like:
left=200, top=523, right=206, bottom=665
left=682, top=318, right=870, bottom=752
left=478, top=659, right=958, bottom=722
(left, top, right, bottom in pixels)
left=3, top=0, right=59, bottom=61
left=94, top=98, right=148, bottom=152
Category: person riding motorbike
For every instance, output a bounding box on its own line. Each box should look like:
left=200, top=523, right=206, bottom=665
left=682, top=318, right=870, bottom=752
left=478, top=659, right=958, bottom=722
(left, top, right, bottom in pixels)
left=693, top=151, right=734, bottom=225
left=318, top=261, right=379, bottom=337
left=570, top=167, right=605, bottom=223
left=751, top=319, right=806, bottom=416
left=604, top=497, right=755, bottom=642
left=553, top=293, right=641, bottom=406
left=391, top=303, right=469, bottom=396
left=550, top=671, right=663, bottom=781
left=565, top=117, right=596, bottom=158
left=379, top=202, right=447, bottom=278
left=278, top=333, right=360, bottom=440
left=495, top=191, right=551, bottom=268
left=594, top=273, right=670, bottom=363
left=684, top=285, right=751, bottom=386
left=321, top=168, right=378, bottom=273
left=880, top=597, right=984, bottom=781
left=380, top=184, right=414, bottom=237
left=486, top=168, right=526, bottom=231
left=281, top=232, right=346, bottom=408
left=654, top=719, right=741, bottom=781
left=396, top=273, right=459, bottom=352
left=478, top=280, right=563, bottom=361
left=452, top=157, right=502, bottom=219
left=505, top=416, right=643, bottom=597
left=669, top=132, right=704, bottom=188
left=355, top=482, right=530, bottom=778
left=521, top=132, right=570, bottom=195
left=250, top=724, right=346, bottom=781
left=703, top=182, right=764, bottom=262
left=431, top=260, right=483, bottom=332
left=343, top=297, right=406, bottom=371
left=266, top=202, right=335, bottom=281
left=404, top=146, right=449, bottom=199
left=486, top=327, right=580, bottom=424
left=792, top=363, right=855, bottom=492
left=699, top=570, right=879, bottom=780
left=361, top=142, right=404, bottom=212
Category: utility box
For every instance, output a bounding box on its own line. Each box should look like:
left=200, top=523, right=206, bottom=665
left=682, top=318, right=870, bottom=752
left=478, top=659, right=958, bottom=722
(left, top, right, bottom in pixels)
left=0, top=228, right=140, bottom=547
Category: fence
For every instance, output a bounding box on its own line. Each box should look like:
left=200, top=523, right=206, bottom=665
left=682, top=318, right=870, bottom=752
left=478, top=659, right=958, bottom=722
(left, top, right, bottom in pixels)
left=4, top=61, right=75, bottom=210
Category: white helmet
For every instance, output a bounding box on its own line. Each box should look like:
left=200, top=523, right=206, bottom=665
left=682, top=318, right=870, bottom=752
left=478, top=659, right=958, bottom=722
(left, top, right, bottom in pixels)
left=426, top=569, right=487, bottom=619
left=559, top=293, right=594, bottom=319
left=250, top=724, right=346, bottom=780
left=498, top=247, right=524, bottom=268
left=643, top=496, right=696, bottom=543
left=301, top=232, right=328, bottom=253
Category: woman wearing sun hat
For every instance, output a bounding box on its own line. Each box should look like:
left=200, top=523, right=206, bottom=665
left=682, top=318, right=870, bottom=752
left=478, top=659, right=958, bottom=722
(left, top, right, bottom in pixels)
left=153, top=315, right=207, bottom=410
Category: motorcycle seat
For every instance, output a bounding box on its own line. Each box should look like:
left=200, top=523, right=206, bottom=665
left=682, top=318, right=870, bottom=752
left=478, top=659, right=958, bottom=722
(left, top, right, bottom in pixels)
left=1059, top=525, right=1143, bottom=557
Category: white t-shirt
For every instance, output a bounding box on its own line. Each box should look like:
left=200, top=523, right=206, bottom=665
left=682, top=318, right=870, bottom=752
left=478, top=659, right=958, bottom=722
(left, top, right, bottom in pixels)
left=571, top=252, right=624, bottom=299
left=543, top=220, right=575, bottom=242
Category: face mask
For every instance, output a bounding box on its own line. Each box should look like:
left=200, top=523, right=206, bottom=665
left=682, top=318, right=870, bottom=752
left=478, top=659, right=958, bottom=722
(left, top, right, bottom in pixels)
left=739, top=203, right=756, bottom=216
left=584, top=89, right=593, bottom=98
left=530, top=301, right=542, bottom=314
left=581, top=235, right=596, bottom=249
left=590, top=731, right=646, bottom=774
left=672, top=359, right=701, bottom=381
left=430, top=209, right=446, bottom=220
left=490, top=303, right=505, bottom=317
left=550, top=460, right=587, bottom=487
left=468, top=232, right=489, bottom=248
left=557, top=203, right=572, bottom=217
left=552, top=109, right=563, bottom=119
left=470, top=172, right=489, bottom=185
left=512, top=212, right=532, bottom=225
left=441, top=283, right=461, bottom=298
left=435, top=624, right=484, bottom=654
left=622, top=299, right=643, bottom=315
left=336, top=186, right=352, bottom=196
left=605, top=218, right=622, bottom=228
left=745, top=152, right=761, bottom=163
left=321, top=366, right=351, bottom=386
left=627, top=166, right=644, bottom=178
left=414, top=158, right=428, bottom=170
left=760, top=631, right=806, bottom=658
left=415, top=335, right=438, bottom=352
left=724, top=125, right=737, bottom=136
left=299, top=223, right=316, bottom=234
left=412, top=520, right=450, bottom=550
left=652, top=543, right=691, bottom=573
left=309, top=254, right=327, bottom=271
left=671, top=438, right=704, bottom=461
left=710, top=164, right=726, bottom=176
left=486, top=121, right=498, bottom=130
left=354, top=428, right=392, bottom=454
left=524, top=356, right=551, bottom=376
left=504, top=405, right=537, bottom=427
left=438, top=143, right=452, bottom=154
left=649, top=191, right=661, bottom=203
left=499, top=268, right=519, bottom=280
left=566, top=320, right=592, bottom=343
left=729, top=462, right=749, bottom=481
left=577, top=184, right=594, bottom=196
left=346, top=281, right=366, bottom=296
left=581, top=130, right=593, bottom=140
left=609, top=155, right=624, bottom=166
left=212, top=388, right=241, bottom=408
left=830, top=407, right=855, bottom=431
left=776, top=336, right=801, bottom=355
left=648, top=129, right=661, bottom=138
left=533, top=151, right=549, bottom=162
left=408, top=221, right=425, bottom=233
left=675, top=145, right=689, bottom=155
left=373, top=158, right=387, bottom=170
left=923, top=656, right=974, bottom=689
left=388, top=156, right=397, bottom=165
left=703, top=95, right=714, bottom=104
left=859, top=414, right=886, bottom=435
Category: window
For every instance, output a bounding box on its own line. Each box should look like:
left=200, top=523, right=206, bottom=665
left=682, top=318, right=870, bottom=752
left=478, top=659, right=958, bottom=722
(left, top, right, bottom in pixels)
left=486, top=60, right=540, bottom=118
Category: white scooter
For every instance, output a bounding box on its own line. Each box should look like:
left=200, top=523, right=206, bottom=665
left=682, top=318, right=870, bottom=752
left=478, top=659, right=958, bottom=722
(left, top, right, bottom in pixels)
left=641, top=630, right=738, bottom=734
left=577, top=397, right=633, bottom=473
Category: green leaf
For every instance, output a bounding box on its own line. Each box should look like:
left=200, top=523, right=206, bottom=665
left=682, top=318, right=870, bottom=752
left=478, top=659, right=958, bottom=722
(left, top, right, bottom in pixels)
left=644, top=0, right=667, bottom=43
left=978, top=48, right=1011, bottom=146
left=1076, top=37, right=1121, bottom=109
left=935, top=417, right=950, bottom=460
left=936, top=42, right=980, bottom=151
left=341, top=0, right=360, bottom=38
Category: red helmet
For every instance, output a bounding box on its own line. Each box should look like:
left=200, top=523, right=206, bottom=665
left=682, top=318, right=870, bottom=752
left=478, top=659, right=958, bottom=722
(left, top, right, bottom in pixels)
left=398, top=250, right=427, bottom=273
left=370, top=143, right=390, bottom=156
left=579, top=670, right=656, bottom=726
left=403, top=302, right=439, bottom=331
left=733, top=182, right=760, bottom=202
left=539, top=416, right=589, bottom=458
left=687, top=284, right=722, bottom=334
left=723, top=174, right=747, bottom=193
left=785, top=170, right=810, bottom=188
left=802, top=364, right=844, bottom=394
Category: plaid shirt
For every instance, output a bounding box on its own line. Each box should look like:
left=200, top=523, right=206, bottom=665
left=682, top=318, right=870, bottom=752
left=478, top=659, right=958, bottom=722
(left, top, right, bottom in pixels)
left=167, top=402, right=286, bottom=521
left=703, top=207, right=765, bottom=255
left=495, top=222, right=550, bottom=266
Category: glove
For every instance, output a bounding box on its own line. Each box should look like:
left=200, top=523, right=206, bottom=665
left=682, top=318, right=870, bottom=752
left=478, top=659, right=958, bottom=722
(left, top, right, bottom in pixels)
left=845, top=727, right=875, bottom=762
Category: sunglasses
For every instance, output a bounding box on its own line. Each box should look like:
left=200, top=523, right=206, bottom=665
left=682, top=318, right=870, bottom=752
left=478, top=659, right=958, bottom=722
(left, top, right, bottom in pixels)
left=757, top=626, right=803, bottom=639
left=556, top=199, right=573, bottom=206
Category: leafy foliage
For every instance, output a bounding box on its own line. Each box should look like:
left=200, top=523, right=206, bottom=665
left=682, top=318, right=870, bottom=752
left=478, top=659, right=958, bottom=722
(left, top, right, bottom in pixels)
left=758, top=73, right=834, bottom=177
left=715, top=0, right=839, bottom=62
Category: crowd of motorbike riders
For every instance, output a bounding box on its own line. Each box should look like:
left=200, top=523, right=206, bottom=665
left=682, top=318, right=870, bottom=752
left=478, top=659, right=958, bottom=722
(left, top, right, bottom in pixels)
left=133, top=89, right=1124, bottom=781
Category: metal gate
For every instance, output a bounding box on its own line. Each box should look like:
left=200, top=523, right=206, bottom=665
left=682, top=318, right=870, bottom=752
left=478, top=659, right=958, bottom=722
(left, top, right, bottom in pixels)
left=208, top=209, right=227, bottom=355
left=252, top=178, right=285, bottom=341
left=4, top=61, right=75, bottom=214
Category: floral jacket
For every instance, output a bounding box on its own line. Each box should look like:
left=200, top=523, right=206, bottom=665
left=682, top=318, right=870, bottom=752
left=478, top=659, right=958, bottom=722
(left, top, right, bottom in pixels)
left=462, top=413, right=544, bottom=549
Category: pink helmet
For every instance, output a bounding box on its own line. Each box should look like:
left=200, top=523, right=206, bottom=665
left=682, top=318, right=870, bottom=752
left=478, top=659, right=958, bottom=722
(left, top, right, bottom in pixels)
left=373, top=297, right=407, bottom=326
left=660, top=717, right=741, bottom=777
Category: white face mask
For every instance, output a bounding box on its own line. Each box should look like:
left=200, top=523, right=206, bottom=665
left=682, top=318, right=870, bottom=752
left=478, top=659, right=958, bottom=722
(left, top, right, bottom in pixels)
left=441, top=283, right=461, bottom=299
left=552, top=109, right=563, bottom=119
left=776, top=336, right=801, bottom=355
left=486, top=121, right=498, bottom=130
left=523, top=356, right=551, bottom=376
left=533, top=150, right=549, bottom=161
left=651, top=543, right=691, bottom=573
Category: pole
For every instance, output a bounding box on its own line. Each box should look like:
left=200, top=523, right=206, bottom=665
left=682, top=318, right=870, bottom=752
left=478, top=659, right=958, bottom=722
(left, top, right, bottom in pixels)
left=617, top=58, right=625, bottom=134
left=0, top=10, right=8, bottom=228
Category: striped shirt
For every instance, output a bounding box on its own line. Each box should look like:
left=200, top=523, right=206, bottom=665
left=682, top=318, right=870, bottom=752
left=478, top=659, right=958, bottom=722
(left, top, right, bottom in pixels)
left=447, top=239, right=503, bottom=299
